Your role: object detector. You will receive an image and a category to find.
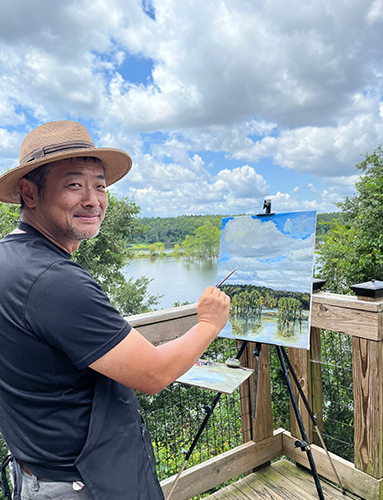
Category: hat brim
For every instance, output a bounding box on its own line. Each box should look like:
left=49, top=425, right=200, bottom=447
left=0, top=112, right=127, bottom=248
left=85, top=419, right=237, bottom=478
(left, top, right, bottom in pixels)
left=0, top=147, right=132, bottom=204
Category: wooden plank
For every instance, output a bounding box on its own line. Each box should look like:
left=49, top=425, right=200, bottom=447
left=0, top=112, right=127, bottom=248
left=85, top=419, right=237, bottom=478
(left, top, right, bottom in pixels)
left=272, top=459, right=350, bottom=500
left=207, top=459, right=347, bottom=500
left=311, top=301, right=382, bottom=340
left=353, top=337, right=383, bottom=478
left=160, top=430, right=284, bottom=500
left=205, top=458, right=364, bottom=500
left=288, top=347, right=312, bottom=443
left=312, top=293, right=383, bottom=313
left=310, top=327, right=323, bottom=448
left=283, top=431, right=383, bottom=500
left=126, top=303, right=197, bottom=326
left=246, top=464, right=319, bottom=499
left=311, top=304, right=382, bottom=340
left=251, top=344, right=273, bottom=443
left=126, top=304, right=198, bottom=345
left=238, top=341, right=252, bottom=444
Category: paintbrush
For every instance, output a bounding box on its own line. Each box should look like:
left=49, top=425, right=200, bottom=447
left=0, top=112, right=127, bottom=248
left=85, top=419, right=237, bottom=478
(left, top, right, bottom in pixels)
left=215, top=266, right=238, bottom=288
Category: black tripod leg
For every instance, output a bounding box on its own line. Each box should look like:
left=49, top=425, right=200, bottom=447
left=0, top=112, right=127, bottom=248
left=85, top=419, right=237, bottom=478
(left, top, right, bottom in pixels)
left=276, top=345, right=325, bottom=500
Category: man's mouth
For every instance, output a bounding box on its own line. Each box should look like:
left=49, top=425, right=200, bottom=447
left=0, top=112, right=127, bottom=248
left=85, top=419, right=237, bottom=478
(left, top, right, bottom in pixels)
left=74, top=213, right=101, bottom=223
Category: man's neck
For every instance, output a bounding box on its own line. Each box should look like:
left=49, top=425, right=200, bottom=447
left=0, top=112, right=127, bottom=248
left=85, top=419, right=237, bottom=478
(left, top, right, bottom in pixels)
left=20, top=213, right=77, bottom=254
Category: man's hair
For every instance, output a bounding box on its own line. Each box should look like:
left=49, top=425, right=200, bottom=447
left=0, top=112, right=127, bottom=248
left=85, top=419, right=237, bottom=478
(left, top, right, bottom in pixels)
left=20, top=157, right=104, bottom=209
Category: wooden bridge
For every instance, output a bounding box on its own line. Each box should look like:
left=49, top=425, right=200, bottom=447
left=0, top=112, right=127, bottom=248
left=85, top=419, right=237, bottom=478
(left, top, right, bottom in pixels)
left=128, top=289, right=383, bottom=500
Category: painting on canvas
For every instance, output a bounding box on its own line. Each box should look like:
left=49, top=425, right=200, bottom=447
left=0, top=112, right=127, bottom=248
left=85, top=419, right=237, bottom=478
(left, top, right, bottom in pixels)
left=216, top=211, right=316, bottom=350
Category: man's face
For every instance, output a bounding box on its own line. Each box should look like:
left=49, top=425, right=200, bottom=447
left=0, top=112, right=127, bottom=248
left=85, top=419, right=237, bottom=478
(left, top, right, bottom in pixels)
left=31, top=158, right=108, bottom=252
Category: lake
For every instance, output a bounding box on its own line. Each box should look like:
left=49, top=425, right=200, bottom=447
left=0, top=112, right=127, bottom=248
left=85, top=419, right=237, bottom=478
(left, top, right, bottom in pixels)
left=123, top=256, right=218, bottom=309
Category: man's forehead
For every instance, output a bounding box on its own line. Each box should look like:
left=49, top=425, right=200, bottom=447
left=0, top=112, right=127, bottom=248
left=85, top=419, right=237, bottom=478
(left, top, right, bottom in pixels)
left=48, top=158, right=105, bottom=177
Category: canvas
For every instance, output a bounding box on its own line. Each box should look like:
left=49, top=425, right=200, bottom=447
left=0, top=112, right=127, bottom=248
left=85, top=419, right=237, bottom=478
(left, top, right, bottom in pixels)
left=216, top=211, right=316, bottom=350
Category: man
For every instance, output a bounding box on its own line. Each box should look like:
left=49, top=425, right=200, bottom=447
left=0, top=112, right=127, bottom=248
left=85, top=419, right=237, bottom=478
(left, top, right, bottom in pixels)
left=0, top=121, right=230, bottom=499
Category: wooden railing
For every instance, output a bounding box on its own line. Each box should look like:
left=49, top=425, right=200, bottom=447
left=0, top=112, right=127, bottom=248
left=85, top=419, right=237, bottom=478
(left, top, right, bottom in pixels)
left=126, top=291, right=383, bottom=500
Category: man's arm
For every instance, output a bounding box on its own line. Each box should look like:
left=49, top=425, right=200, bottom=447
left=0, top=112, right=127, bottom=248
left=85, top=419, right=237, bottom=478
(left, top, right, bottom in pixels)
left=90, top=286, right=230, bottom=394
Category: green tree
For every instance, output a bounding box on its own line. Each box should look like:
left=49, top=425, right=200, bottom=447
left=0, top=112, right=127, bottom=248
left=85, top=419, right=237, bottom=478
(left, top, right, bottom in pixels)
left=316, top=145, right=383, bottom=293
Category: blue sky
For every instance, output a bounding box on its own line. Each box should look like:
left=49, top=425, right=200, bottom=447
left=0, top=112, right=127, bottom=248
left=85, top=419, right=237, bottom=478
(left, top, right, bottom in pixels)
left=1, top=0, right=383, bottom=217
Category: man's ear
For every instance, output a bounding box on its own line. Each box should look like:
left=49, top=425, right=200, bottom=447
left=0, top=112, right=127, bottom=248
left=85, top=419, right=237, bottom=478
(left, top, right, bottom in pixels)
left=18, top=178, right=38, bottom=209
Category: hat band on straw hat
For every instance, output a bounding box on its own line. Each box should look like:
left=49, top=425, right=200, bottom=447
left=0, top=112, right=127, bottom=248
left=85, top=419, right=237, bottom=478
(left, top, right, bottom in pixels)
left=21, top=140, right=94, bottom=164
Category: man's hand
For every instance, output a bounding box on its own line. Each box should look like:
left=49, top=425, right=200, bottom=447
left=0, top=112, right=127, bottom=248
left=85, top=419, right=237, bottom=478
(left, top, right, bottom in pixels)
left=196, top=286, right=230, bottom=334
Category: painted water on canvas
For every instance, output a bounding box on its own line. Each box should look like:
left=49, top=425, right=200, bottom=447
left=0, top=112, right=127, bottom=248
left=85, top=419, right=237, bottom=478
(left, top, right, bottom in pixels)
left=217, top=211, right=316, bottom=349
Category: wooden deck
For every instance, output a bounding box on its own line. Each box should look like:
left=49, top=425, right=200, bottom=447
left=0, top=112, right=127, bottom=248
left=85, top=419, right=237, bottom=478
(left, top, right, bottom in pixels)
left=206, top=459, right=360, bottom=500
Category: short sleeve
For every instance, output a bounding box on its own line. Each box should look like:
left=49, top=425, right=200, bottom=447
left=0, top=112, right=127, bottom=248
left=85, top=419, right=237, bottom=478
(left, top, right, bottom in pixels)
left=24, top=260, right=132, bottom=369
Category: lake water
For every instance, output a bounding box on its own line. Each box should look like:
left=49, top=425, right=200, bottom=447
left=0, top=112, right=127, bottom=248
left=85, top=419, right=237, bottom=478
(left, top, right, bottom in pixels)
left=123, top=256, right=218, bottom=309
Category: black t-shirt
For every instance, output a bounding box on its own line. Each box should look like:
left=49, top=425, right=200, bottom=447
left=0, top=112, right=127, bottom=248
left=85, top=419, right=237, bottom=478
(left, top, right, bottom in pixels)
left=0, top=222, right=131, bottom=480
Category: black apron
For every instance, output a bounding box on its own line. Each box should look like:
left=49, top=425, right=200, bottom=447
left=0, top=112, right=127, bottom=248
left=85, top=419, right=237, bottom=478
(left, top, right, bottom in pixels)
left=75, top=374, right=164, bottom=500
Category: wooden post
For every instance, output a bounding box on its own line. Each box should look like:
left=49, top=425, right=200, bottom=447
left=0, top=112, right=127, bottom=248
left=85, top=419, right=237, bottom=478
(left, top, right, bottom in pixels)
left=238, top=341, right=252, bottom=443
left=310, top=327, right=324, bottom=447
left=288, top=346, right=312, bottom=442
left=239, top=342, right=273, bottom=443
left=353, top=336, right=383, bottom=478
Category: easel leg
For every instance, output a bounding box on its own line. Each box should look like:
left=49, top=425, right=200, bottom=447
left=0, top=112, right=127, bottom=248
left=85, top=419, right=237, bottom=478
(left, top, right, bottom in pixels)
left=276, top=345, right=325, bottom=500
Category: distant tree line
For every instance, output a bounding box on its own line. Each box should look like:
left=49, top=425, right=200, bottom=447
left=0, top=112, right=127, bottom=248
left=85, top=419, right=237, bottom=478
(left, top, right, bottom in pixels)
left=134, top=214, right=223, bottom=244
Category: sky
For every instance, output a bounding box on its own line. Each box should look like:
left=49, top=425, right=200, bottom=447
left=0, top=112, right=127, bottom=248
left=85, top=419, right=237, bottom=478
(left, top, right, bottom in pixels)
left=217, top=212, right=316, bottom=293
left=1, top=0, right=383, bottom=217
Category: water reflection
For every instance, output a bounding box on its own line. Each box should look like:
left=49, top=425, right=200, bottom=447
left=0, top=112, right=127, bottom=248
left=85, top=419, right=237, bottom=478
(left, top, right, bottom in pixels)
left=220, top=309, right=310, bottom=349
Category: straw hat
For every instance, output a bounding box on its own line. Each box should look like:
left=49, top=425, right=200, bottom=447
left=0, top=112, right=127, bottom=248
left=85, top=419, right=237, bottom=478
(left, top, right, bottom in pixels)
left=0, top=120, right=132, bottom=204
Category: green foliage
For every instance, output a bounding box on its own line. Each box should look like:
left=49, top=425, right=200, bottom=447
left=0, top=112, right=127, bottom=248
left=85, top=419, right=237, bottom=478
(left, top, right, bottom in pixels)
left=181, top=221, right=220, bottom=258
left=0, top=203, right=19, bottom=239
left=315, top=212, right=343, bottom=238
left=316, top=145, right=383, bottom=292
left=134, top=215, right=223, bottom=244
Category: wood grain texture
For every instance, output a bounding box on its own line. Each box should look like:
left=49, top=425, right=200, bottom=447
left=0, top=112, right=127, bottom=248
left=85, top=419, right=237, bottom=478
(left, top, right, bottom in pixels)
left=206, top=459, right=350, bottom=500
left=310, top=327, right=324, bottom=448
left=353, top=337, right=383, bottom=478
left=250, top=344, right=273, bottom=443
left=238, top=341, right=252, bottom=444
left=312, top=293, right=383, bottom=313
left=288, top=347, right=312, bottom=443
left=283, top=431, right=383, bottom=500
left=125, top=304, right=198, bottom=345
left=160, top=430, right=283, bottom=500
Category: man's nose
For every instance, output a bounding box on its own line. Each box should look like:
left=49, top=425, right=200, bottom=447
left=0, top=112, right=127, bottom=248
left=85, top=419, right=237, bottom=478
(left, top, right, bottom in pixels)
left=82, top=187, right=101, bottom=207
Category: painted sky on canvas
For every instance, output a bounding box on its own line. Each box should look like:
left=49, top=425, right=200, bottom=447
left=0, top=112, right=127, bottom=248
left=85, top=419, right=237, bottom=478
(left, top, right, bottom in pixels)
left=1, top=1, right=383, bottom=217
left=217, top=211, right=316, bottom=293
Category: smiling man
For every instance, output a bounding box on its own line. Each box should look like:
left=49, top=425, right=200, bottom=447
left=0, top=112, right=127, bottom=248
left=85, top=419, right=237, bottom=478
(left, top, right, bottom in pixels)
left=0, top=121, right=230, bottom=500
